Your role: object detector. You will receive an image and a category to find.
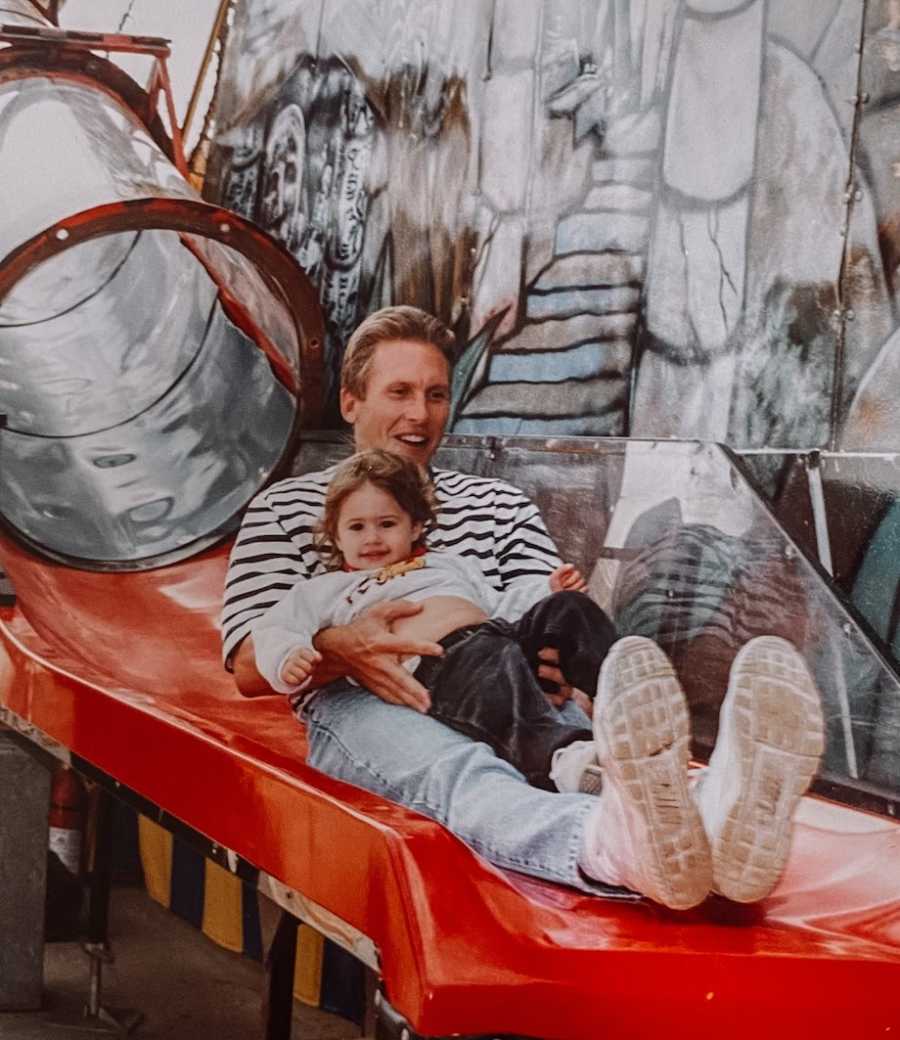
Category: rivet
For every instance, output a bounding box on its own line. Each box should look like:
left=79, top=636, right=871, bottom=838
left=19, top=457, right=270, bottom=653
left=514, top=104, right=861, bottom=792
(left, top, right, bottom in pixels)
left=845, top=309, right=855, bottom=321
left=374, top=991, right=382, bottom=1007
left=401, top=1029, right=410, bottom=1040
left=55, top=227, right=70, bottom=240
left=219, top=222, right=231, bottom=234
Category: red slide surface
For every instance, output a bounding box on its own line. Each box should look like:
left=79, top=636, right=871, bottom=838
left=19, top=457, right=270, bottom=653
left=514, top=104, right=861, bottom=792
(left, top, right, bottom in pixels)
left=2, top=531, right=899, bottom=1039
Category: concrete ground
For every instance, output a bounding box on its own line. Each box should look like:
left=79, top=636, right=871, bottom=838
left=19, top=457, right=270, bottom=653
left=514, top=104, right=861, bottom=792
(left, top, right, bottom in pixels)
left=0, top=886, right=359, bottom=1039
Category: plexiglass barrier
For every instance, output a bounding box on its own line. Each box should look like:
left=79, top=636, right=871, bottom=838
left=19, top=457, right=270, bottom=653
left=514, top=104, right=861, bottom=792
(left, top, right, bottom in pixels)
left=299, top=433, right=900, bottom=816
left=0, top=63, right=321, bottom=567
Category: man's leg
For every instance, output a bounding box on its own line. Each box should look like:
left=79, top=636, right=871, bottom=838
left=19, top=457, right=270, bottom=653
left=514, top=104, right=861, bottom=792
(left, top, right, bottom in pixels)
left=693, top=636, right=824, bottom=902
left=420, top=629, right=593, bottom=790
left=302, top=660, right=712, bottom=911
left=584, top=636, right=712, bottom=910
left=303, top=682, right=602, bottom=890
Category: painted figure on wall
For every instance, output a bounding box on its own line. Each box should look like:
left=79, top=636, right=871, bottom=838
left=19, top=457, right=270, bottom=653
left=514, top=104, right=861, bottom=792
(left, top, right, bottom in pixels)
left=208, top=0, right=898, bottom=451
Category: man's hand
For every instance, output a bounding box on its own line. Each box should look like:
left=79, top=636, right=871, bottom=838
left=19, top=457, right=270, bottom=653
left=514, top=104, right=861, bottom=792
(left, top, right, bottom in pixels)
left=280, top=646, right=322, bottom=687
left=313, top=600, right=443, bottom=713
left=549, top=563, right=587, bottom=593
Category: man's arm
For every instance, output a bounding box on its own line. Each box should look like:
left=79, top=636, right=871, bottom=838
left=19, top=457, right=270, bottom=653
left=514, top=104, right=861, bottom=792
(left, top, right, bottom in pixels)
left=221, top=485, right=310, bottom=672
left=232, top=631, right=351, bottom=696
left=235, top=604, right=444, bottom=713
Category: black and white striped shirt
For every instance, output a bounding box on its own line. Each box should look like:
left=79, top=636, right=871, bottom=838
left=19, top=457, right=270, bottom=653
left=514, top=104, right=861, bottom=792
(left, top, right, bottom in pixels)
left=221, top=466, right=561, bottom=667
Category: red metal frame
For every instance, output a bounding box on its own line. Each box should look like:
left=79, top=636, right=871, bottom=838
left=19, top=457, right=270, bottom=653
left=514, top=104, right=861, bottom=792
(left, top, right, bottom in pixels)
left=0, top=24, right=186, bottom=172
left=0, top=196, right=324, bottom=426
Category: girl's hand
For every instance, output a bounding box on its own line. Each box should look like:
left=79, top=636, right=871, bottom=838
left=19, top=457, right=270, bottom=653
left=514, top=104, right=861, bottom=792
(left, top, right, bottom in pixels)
left=550, top=563, right=587, bottom=593
left=280, top=646, right=323, bottom=686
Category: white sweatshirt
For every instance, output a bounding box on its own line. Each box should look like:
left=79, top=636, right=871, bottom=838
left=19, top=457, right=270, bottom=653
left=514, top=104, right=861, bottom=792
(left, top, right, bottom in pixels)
left=254, top=551, right=552, bottom=696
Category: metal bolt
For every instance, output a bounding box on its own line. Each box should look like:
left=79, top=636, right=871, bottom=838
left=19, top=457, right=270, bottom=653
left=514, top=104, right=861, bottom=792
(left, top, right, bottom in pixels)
left=219, top=222, right=231, bottom=234
left=861, top=91, right=870, bottom=103
left=854, top=189, right=863, bottom=202
left=374, top=991, right=382, bottom=1008
left=55, top=227, right=69, bottom=241
left=846, top=309, right=855, bottom=321
left=784, top=545, right=796, bottom=560
left=843, top=622, right=853, bottom=636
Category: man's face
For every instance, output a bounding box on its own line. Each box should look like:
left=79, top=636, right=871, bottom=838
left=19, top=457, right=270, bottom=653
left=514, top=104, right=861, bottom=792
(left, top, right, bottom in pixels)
left=340, top=339, right=451, bottom=467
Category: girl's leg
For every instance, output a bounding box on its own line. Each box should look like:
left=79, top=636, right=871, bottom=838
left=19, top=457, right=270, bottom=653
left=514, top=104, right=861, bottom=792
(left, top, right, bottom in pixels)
left=506, top=591, right=618, bottom=695
left=420, top=630, right=592, bottom=790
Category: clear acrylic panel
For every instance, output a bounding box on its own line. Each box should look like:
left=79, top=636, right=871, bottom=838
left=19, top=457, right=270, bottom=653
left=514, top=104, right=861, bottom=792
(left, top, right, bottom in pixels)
left=415, top=435, right=899, bottom=811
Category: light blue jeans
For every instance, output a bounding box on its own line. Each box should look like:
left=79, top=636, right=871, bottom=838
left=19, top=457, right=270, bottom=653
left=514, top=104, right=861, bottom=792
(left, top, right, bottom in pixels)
left=302, top=681, right=614, bottom=894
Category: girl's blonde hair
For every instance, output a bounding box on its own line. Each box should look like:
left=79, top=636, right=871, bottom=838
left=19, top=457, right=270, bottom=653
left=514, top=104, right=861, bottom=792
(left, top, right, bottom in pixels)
left=315, top=449, right=436, bottom=569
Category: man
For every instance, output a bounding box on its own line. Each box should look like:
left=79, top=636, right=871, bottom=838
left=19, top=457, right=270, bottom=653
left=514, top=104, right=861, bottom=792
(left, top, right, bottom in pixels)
left=222, top=305, right=823, bottom=909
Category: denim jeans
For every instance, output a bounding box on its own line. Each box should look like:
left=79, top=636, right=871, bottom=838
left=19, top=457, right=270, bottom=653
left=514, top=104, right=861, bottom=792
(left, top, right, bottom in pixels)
left=302, top=683, right=608, bottom=893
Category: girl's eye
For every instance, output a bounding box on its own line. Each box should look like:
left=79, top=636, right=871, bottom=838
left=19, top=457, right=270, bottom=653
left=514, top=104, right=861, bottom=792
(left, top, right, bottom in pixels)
left=347, top=522, right=364, bottom=532
left=381, top=519, right=396, bottom=529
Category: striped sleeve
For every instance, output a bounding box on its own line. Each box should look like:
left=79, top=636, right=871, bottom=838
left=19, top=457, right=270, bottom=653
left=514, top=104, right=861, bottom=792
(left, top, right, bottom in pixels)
left=220, top=490, right=308, bottom=668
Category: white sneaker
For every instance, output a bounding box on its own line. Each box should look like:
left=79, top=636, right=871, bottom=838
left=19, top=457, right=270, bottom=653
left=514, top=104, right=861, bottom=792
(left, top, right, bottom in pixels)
left=579, top=636, right=711, bottom=910
left=550, top=740, right=601, bottom=793
left=693, top=636, right=825, bottom=903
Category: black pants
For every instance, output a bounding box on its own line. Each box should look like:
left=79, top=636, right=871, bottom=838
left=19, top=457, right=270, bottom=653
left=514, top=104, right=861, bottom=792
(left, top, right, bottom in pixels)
left=413, top=591, right=618, bottom=790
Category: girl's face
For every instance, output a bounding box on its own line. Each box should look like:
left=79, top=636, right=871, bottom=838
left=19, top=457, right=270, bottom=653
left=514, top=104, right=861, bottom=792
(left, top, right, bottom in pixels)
left=333, top=482, right=422, bottom=570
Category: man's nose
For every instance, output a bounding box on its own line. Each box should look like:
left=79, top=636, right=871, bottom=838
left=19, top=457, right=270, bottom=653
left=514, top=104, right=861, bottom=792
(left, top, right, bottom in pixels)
left=404, top=393, right=429, bottom=422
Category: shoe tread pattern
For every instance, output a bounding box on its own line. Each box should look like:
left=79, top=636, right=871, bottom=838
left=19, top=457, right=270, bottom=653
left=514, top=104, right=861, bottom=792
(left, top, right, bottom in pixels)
left=595, top=637, right=711, bottom=910
left=712, top=636, right=824, bottom=903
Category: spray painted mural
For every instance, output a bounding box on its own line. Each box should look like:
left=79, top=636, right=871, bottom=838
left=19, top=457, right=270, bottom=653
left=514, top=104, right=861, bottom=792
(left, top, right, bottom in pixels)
left=205, top=0, right=900, bottom=449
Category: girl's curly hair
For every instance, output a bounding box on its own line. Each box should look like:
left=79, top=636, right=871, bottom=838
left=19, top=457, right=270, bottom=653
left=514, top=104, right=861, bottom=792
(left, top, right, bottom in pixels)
left=315, top=449, right=437, bottom=569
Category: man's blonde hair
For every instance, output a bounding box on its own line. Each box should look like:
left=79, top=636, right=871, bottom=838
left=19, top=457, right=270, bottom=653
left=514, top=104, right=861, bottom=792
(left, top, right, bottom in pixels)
left=315, top=449, right=437, bottom=569
left=340, top=306, right=457, bottom=399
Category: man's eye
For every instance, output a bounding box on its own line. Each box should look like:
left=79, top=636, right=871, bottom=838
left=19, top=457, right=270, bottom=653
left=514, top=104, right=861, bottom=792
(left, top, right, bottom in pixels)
left=388, top=386, right=409, bottom=397
left=429, top=389, right=449, bottom=402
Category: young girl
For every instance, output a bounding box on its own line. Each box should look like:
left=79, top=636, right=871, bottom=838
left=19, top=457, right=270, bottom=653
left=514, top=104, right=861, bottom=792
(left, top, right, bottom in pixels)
left=254, top=449, right=619, bottom=792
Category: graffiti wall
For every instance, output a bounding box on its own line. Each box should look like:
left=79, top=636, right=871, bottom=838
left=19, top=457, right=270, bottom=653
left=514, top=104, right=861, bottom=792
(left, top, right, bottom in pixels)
left=205, top=0, right=900, bottom=448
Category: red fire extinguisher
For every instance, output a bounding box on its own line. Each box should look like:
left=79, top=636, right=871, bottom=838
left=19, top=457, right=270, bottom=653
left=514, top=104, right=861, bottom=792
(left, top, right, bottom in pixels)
left=48, top=765, right=86, bottom=878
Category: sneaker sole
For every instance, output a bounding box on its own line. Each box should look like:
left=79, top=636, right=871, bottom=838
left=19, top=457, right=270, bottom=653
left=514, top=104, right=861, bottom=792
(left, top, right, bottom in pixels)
left=594, top=637, right=711, bottom=910
left=710, top=636, right=825, bottom=903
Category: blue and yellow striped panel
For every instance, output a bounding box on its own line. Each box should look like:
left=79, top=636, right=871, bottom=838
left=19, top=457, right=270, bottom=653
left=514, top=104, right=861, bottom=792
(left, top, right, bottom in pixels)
left=138, top=817, right=364, bottom=1021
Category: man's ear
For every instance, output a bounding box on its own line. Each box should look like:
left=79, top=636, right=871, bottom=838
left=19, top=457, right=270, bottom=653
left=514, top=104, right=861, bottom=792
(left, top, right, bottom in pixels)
left=339, top=387, right=360, bottom=424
